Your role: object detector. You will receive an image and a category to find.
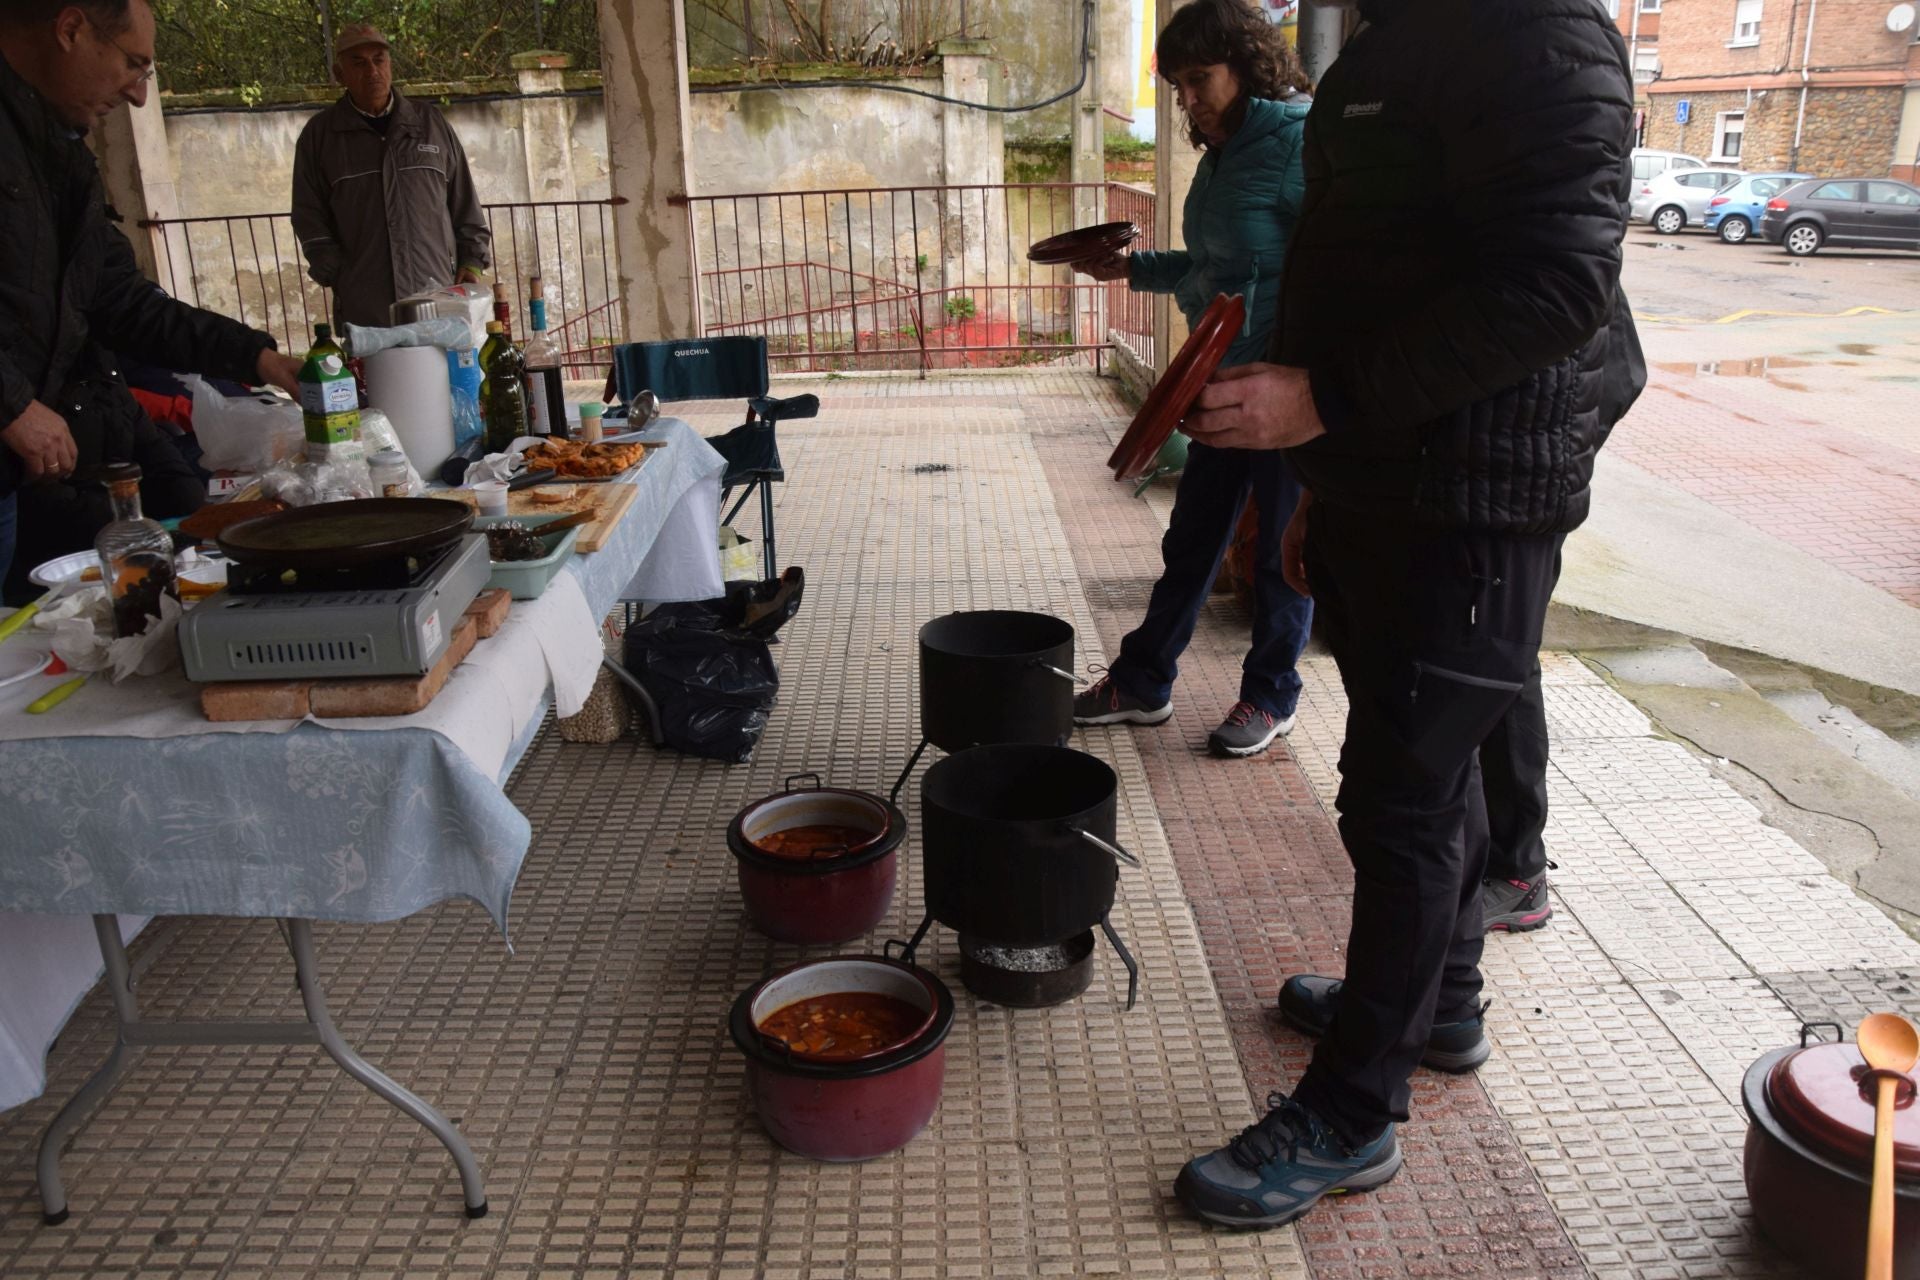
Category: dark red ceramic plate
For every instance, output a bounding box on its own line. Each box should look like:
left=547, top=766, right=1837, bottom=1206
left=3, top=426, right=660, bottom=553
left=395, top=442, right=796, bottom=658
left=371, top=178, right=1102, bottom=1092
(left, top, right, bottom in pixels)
left=1107, top=293, right=1245, bottom=481
left=1027, top=221, right=1140, bottom=266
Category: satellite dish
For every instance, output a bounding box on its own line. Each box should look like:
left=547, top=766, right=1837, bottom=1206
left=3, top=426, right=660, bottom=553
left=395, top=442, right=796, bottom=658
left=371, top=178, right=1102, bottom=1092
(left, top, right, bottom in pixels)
left=1891, top=3, right=1917, bottom=33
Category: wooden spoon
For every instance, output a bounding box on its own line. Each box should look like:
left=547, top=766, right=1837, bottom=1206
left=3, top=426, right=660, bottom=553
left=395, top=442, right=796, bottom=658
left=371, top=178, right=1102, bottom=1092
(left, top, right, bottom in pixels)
left=1858, top=1012, right=1920, bottom=1280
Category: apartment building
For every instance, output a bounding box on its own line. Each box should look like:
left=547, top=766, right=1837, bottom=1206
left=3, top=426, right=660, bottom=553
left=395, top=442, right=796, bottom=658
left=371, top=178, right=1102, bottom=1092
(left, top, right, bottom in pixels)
left=1620, top=0, right=1920, bottom=180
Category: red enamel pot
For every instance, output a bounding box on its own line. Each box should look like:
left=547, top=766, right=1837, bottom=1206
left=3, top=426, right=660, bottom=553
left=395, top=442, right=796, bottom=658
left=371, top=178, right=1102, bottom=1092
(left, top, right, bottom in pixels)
left=1743, top=1027, right=1920, bottom=1277
left=729, top=955, right=954, bottom=1161
left=728, top=775, right=904, bottom=946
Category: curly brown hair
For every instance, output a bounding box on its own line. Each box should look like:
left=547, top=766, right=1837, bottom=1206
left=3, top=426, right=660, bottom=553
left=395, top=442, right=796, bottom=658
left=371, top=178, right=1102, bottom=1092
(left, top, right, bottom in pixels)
left=1157, top=0, right=1311, bottom=149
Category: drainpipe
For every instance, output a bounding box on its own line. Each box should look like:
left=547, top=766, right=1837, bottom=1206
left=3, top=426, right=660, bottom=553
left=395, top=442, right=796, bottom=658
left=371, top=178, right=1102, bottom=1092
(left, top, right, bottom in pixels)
left=1791, top=0, right=1820, bottom=168
left=1628, top=0, right=1643, bottom=94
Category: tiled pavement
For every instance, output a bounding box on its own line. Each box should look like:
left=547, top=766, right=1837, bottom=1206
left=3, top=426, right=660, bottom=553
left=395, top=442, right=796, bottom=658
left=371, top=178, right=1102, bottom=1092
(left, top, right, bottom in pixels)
left=2, top=368, right=1918, bottom=1279
left=1611, top=314, right=1920, bottom=608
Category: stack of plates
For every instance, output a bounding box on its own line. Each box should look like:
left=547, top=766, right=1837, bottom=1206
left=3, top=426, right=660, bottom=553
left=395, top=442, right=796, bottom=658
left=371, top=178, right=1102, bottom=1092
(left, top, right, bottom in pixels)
left=1027, top=221, right=1141, bottom=266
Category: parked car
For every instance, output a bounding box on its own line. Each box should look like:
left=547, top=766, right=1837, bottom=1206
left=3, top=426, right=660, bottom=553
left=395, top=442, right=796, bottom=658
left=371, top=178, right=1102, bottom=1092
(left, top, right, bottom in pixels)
left=1630, top=148, right=1708, bottom=183
left=1632, top=167, right=1746, bottom=234
left=1702, top=173, right=1812, bottom=244
left=1760, top=178, right=1920, bottom=255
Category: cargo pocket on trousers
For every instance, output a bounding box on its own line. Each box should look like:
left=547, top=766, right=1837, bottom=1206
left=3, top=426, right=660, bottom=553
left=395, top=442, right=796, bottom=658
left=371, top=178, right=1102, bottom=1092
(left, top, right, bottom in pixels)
left=1404, top=660, right=1526, bottom=781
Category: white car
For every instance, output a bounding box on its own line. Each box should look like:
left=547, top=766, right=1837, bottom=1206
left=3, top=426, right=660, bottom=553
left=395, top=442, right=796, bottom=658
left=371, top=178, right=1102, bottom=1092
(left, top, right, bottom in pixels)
left=1631, top=148, right=1708, bottom=182
left=1631, top=167, right=1746, bottom=234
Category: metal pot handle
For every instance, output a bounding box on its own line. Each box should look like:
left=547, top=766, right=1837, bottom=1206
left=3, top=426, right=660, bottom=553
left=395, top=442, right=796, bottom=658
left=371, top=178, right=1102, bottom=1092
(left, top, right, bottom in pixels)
left=1071, top=827, right=1142, bottom=869
left=1800, top=1021, right=1845, bottom=1047
left=1028, top=659, right=1088, bottom=686
left=784, top=772, right=823, bottom=792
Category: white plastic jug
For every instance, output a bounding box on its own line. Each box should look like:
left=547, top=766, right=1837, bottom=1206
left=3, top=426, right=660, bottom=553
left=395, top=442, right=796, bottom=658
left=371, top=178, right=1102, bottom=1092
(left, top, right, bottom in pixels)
left=364, top=345, right=455, bottom=475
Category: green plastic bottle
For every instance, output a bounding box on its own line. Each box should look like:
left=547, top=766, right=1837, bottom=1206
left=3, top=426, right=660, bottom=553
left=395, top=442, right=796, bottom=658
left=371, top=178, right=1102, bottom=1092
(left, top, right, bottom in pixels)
left=298, top=323, right=360, bottom=446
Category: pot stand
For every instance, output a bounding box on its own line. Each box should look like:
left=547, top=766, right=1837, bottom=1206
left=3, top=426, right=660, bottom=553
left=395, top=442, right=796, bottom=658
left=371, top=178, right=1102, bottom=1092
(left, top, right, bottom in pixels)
left=890, top=910, right=1139, bottom=1011
left=887, top=726, right=1078, bottom=808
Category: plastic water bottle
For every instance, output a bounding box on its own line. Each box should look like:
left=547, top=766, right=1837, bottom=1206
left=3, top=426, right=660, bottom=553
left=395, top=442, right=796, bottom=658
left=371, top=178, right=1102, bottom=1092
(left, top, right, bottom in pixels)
left=448, top=347, right=483, bottom=448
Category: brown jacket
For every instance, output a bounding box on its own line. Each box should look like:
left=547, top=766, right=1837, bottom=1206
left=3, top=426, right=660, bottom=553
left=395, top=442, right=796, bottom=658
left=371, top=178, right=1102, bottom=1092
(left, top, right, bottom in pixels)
left=290, top=89, right=491, bottom=329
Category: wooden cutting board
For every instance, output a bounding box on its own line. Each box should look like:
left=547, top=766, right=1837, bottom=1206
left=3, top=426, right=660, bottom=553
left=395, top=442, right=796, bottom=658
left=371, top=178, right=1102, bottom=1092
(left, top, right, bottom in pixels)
left=449, top=460, right=648, bottom=553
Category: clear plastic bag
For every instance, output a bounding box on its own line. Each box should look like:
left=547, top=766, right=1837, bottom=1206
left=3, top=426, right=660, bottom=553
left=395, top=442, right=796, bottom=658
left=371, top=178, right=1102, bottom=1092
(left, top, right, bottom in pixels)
left=184, top=375, right=304, bottom=473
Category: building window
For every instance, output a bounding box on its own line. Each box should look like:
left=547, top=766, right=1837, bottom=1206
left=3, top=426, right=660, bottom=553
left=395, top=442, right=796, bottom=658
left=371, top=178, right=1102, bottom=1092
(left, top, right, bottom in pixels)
left=1606, top=0, right=1621, bottom=15
left=1731, top=0, right=1762, bottom=45
left=1713, top=111, right=1746, bottom=161
left=1633, top=48, right=1660, bottom=82
left=1639, top=0, right=1661, bottom=11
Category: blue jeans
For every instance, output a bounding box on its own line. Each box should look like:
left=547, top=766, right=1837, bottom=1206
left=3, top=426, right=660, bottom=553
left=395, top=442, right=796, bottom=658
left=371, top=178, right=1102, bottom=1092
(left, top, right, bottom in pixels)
left=0, top=491, right=16, bottom=597
left=1110, top=442, right=1313, bottom=719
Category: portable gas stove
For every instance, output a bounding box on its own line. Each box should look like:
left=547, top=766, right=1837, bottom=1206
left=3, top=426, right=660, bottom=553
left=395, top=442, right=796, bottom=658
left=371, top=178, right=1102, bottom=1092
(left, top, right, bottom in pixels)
left=180, top=533, right=490, bottom=682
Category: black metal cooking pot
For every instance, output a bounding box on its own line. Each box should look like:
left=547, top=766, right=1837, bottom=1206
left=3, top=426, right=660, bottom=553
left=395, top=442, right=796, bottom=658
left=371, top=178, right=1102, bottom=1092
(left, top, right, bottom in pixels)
left=920, top=743, right=1138, bottom=947
left=918, top=611, right=1076, bottom=753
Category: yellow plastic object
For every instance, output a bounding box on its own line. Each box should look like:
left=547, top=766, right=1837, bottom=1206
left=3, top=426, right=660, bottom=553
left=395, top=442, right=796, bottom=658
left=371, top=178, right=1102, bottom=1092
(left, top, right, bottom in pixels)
left=26, top=675, right=88, bottom=714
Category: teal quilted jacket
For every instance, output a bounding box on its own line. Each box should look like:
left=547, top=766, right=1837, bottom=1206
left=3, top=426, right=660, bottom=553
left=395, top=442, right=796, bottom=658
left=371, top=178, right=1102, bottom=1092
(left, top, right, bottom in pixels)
left=1127, top=95, right=1310, bottom=367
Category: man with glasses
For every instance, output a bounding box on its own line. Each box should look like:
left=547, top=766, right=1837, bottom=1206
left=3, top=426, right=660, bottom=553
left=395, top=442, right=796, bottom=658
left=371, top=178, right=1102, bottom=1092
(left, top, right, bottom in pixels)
left=292, top=24, right=491, bottom=329
left=0, top=0, right=301, bottom=595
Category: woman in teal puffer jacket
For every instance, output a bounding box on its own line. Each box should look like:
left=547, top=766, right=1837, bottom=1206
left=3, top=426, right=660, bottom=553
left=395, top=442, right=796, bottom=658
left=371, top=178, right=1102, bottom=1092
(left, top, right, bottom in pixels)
left=1071, top=0, right=1315, bottom=760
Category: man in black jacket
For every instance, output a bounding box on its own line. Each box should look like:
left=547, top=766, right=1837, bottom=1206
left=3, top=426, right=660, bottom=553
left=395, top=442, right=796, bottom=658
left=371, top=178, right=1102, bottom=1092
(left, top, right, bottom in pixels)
left=1172, top=0, right=1645, bottom=1230
left=0, top=0, right=300, bottom=594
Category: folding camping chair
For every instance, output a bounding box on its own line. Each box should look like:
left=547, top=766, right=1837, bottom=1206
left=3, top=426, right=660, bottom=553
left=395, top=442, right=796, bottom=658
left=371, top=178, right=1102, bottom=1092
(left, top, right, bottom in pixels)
left=610, top=335, right=818, bottom=582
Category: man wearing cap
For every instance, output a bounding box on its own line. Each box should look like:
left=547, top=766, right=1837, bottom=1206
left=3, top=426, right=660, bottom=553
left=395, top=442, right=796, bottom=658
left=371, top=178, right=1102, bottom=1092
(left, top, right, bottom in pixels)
left=291, top=24, right=491, bottom=329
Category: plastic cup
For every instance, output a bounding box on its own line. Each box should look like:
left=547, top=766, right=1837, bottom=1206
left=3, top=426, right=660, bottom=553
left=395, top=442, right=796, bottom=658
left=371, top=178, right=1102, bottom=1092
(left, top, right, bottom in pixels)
left=472, top=480, right=508, bottom=516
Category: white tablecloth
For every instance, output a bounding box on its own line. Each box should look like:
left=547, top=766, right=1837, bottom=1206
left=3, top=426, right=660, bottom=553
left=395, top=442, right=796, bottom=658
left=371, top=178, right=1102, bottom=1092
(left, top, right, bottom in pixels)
left=0, top=419, right=726, bottom=1111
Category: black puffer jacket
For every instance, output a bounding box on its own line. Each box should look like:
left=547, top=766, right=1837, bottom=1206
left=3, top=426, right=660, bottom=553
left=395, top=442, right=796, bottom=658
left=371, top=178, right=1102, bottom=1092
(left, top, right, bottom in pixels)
left=1273, top=0, right=1646, bottom=534
left=0, top=52, right=274, bottom=502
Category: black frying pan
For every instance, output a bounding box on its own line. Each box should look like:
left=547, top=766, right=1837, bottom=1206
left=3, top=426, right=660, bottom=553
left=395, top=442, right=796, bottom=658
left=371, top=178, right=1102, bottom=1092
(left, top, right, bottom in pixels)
left=216, top=498, right=474, bottom=571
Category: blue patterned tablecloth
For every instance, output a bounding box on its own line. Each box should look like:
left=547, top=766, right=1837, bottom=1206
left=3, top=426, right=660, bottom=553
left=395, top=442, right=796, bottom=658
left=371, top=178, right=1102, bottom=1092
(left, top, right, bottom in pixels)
left=0, top=419, right=724, bottom=1109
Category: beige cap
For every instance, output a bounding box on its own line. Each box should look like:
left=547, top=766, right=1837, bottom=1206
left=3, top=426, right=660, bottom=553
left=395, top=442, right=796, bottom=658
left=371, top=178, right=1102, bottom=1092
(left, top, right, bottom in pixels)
left=333, top=23, right=391, bottom=56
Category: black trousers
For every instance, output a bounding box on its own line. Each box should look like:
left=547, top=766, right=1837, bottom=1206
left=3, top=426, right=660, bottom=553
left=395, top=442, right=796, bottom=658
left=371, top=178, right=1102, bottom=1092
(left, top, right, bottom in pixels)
left=1293, top=503, right=1565, bottom=1142
left=1480, top=659, right=1551, bottom=884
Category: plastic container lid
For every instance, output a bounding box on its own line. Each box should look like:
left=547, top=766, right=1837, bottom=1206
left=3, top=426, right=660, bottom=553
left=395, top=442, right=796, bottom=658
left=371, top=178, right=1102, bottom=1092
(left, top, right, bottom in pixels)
left=578, top=402, right=604, bottom=419
left=1768, top=1042, right=1920, bottom=1180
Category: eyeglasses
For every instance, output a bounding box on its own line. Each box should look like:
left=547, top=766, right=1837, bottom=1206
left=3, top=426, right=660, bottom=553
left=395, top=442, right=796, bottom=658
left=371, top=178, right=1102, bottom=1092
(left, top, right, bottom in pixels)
left=86, top=14, right=157, bottom=85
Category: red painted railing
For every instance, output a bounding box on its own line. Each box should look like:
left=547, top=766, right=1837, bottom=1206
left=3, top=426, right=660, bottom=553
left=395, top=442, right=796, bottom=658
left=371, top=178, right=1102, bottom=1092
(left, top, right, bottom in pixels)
left=679, top=182, right=1119, bottom=373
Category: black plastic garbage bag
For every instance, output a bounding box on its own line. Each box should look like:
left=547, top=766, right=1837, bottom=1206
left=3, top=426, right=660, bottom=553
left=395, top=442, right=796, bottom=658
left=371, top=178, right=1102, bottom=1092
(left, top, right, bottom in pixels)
left=624, top=577, right=799, bottom=762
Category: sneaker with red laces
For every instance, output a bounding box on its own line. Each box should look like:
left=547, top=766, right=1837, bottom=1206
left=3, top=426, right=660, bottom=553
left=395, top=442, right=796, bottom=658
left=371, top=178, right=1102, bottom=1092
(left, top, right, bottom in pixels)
left=1481, top=875, right=1552, bottom=933
left=1071, top=674, right=1172, bottom=726
left=1208, top=701, right=1296, bottom=758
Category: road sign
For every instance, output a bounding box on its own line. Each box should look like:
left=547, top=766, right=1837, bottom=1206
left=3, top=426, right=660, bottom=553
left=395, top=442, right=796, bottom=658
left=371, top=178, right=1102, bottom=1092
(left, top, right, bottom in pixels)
left=1677, top=100, right=1691, bottom=124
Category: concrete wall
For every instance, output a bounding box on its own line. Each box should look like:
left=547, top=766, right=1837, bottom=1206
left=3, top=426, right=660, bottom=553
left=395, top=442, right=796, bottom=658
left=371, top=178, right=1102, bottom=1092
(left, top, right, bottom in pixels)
left=151, top=67, right=1029, bottom=353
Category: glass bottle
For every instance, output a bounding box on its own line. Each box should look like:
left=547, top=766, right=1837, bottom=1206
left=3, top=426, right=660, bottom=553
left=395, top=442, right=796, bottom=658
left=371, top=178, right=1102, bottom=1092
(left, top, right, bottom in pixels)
left=522, top=275, right=568, bottom=439
left=482, top=320, right=529, bottom=451
left=94, top=463, right=178, bottom=639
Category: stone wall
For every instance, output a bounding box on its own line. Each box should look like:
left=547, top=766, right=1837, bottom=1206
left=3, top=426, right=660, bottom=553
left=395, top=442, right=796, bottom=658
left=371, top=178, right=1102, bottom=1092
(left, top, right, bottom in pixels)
left=1645, top=85, right=1904, bottom=173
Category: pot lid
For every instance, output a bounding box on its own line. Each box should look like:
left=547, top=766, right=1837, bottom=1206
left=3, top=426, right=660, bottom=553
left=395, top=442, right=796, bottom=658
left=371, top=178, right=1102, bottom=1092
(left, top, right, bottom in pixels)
left=1768, top=1042, right=1920, bottom=1180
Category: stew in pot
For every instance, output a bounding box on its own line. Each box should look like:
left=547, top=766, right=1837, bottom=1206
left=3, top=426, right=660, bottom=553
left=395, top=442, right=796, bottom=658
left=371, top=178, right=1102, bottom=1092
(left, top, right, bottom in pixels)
left=753, top=823, right=871, bottom=860
left=758, top=992, right=924, bottom=1060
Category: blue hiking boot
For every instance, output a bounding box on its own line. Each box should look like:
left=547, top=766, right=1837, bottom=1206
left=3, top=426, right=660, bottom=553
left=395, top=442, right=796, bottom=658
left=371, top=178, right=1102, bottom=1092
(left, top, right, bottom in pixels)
left=1174, top=1092, right=1401, bottom=1230
left=1276, top=974, right=1492, bottom=1074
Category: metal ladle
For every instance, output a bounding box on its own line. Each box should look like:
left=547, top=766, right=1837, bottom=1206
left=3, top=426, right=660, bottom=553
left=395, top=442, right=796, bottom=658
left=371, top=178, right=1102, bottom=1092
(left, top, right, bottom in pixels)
left=1857, top=1012, right=1920, bottom=1280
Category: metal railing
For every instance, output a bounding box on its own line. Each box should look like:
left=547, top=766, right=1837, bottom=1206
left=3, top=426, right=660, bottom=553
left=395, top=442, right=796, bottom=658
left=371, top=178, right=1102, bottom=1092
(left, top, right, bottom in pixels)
left=680, top=182, right=1116, bottom=373
left=1104, top=182, right=1156, bottom=371
left=140, top=198, right=625, bottom=375
left=138, top=183, right=1163, bottom=379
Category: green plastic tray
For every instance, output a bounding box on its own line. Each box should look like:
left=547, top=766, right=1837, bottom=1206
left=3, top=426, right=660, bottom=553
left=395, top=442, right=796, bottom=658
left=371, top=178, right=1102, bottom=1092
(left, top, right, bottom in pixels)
left=473, top=513, right=581, bottom=600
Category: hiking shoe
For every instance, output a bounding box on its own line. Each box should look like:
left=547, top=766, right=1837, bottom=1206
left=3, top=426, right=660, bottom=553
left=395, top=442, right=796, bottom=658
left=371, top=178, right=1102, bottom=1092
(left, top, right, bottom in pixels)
left=1208, top=701, right=1296, bottom=758
left=1482, top=875, right=1552, bottom=934
left=1276, top=975, right=1492, bottom=1073
left=1175, top=1092, right=1401, bottom=1230
left=1072, top=674, right=1172, bottom=726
